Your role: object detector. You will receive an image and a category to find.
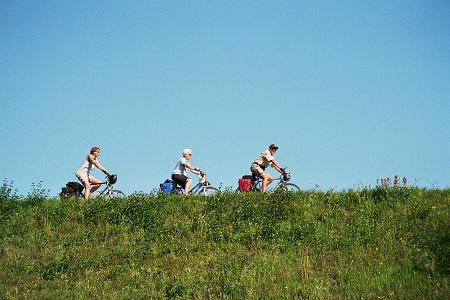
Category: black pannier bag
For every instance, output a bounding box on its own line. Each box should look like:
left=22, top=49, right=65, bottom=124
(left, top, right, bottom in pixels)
left=60, top=182, right=84, bottom=197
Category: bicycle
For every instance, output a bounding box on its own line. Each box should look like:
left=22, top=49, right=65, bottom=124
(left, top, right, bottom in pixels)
left=60, top=174, right=125, bottom=198
left=161, top=171, right=220, bottom=196
left=91, top=174, right=126, bottom=198
left=238, top=167, right=300, bottom=192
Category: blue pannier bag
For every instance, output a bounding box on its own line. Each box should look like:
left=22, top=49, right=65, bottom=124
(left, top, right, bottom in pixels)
left=160, top=179, right=174, bottom=194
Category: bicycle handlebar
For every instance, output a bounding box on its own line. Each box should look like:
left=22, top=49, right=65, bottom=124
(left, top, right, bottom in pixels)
left=101, top=174, right=117, bottom=185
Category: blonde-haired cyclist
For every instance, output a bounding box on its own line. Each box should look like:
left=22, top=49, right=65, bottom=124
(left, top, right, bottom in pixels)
left=75, top=146, right=110, bottom=200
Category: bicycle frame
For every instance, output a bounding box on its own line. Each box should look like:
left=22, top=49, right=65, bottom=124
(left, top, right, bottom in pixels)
left=95, top=181, right=114, bottom=196
left=188, top=182, right=207, bottom=194
left=90, top=175, right=125, bottom=198
left=174, top=173, right=213, bottom=195
left=251, top=168, right=293, bottom=192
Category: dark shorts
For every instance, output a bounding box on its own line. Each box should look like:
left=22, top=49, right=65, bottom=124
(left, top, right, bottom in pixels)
left=171, top=174, right=188, bottom=187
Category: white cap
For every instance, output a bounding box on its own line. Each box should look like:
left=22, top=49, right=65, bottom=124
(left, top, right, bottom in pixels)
left=183, top=148, right=192, bottom=156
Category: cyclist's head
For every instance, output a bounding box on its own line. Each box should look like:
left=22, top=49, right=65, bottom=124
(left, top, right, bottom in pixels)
left=269, top=144, right=278, bottom=151
left=183, top=149, right=192, bottom=158
left=90, top=147, right=100, bottom=154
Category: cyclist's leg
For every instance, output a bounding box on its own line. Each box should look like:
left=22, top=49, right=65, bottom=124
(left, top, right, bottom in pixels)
left=76, top=171, right=91, bottom=200
left=172, top=174, right=189, bottom=194
left=185, top=178, right=193, bottom=194
left=251, top=163, right=272, bottom=192
left=89, top=176, right=102, bottom=194
left=261, top=172, right=273, bottom=192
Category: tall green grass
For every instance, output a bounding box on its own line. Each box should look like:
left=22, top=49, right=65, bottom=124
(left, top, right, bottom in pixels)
left=1, top=181, right=449, bottom=299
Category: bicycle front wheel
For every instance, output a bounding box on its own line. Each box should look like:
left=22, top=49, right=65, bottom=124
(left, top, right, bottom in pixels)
left=196, top=186, right=219, bottom=196
left=282, top=183, right=301, bottom=192
left=107, top=190, right=126, bottom=198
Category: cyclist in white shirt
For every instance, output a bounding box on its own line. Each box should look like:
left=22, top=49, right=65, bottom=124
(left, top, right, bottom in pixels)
left=172, top=148, right=202, bottom=194
left=75, top=146, right=110, bottom=200
left=250, top=144, right=285, bottom=192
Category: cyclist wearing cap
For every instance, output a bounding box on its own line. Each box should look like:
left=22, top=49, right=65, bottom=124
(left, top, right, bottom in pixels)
left=250, top=144, right=285, bottom=192
left=75, top=146, right=110, bottom=200
left=172, top=149, right=202, bottom=194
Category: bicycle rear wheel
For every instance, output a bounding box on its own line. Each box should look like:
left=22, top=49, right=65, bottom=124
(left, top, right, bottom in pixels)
left=196, top=186, right=219, bottom=196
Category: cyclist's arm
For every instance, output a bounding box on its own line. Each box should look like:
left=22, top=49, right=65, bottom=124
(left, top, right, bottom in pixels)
left=88, top=154, right=109, bottom=175
left=271, top=159, right=284, bottom=174
left=182, top=162, right=201, bottom=175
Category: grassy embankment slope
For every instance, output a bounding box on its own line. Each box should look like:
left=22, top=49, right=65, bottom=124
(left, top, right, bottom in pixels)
left=1, top=183, right=449, bottom=299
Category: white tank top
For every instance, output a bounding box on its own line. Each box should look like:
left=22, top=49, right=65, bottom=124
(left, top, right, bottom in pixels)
left=77, top=157, right=96, bottom=175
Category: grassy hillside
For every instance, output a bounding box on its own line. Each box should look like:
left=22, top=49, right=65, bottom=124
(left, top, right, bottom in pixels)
left=1, top=183, right=449, bottom=299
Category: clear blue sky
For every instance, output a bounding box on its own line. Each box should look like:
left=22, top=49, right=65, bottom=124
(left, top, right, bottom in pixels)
left=1, top=1, right=449, bottom=196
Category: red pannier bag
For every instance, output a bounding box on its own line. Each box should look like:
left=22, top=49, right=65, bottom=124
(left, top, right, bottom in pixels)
left=238, top=176, right=252, bottom=192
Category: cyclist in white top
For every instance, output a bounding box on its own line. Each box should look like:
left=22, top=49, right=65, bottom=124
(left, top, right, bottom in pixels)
left=75, top=146, right=110, bottom=200
left=171, top=148, right=202, bottom=194
left=250, top=144, right=285, bottom=192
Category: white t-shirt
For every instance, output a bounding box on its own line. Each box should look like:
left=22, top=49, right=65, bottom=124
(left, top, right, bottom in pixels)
left=253, top=150, right=274, bottom=168
left=172, top=157, right=188, bottom=176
